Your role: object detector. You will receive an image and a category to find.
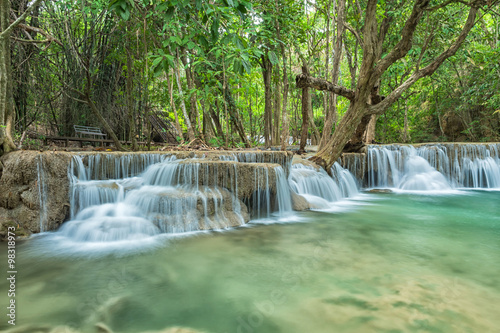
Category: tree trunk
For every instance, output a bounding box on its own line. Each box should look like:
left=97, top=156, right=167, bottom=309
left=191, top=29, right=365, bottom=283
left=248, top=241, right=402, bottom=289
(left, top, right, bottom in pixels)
left=0, top=0, right=17, bottom=154
left=402, top=100, right=410, bottom=142
left=280, top=46, right=289, bottom=151
left=319, top=0, right=346, bottom=149
left=180, top=47, right=201, bottom=136
left=310, top=102, right=367, bottom=171
left=173, top=49, right=195, bottom=141
left=261, top=53, right=272, bottom=147
left=273, top=70, right=280, bottom=145
left=299, top=65, right=311, bottom=153
left=223, top=87, right=250, bottom=148
left=166, top=71, right=183, bottom=142
left=126, top=38, right=138, bottom=150
left=210, top=101, right=224, bottom=141
left=363, top=115, right=378, bottom=143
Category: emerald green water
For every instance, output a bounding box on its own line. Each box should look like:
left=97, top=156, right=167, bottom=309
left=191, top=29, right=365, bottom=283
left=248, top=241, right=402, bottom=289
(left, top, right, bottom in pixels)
left=2, top=191, right=500, bottom=333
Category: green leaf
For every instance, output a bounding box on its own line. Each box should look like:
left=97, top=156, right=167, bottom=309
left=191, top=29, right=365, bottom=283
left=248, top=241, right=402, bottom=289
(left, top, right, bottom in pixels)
left=120, top=9, right=130, bottom=21
left=211, top=19, right=220, bottom=41
left=152, top=56, right=163, bottom=69
left=165, top=6, right=175, bottom=20
left=268, top=51, right=279, bottom=65
left=242, top=59, right=251, bottom=74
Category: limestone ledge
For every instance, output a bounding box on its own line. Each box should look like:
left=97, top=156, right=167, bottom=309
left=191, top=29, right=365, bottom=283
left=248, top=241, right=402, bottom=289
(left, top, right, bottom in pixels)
left=0, top=150, right=293, bottom=237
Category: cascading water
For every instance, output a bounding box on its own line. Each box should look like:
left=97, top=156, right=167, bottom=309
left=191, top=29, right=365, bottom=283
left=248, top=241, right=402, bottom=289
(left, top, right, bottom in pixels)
left=358, top=144, right=500, bottom=190
left=36, top=155, right=49, bottom=232
left=289, top=162, right=359, bottom=208
left=49, top=154, right=302, bottom=249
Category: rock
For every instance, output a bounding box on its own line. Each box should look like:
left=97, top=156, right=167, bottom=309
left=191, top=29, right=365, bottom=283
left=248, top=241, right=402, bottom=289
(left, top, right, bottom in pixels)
left=0, top=150, right=292, bottom=237
left=290, top=190, right=311, bottom=211
left=367, top=189, right=393, bottom=194
left=292, top=157, right=321, bottom=171
left=94, top=323, right=113, bottom=333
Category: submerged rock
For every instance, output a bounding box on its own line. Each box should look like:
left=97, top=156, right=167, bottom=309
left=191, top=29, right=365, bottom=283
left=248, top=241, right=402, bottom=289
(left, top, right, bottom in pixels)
left=290, top=190, right=311, bottom=211
left=367, top=189, right=393, bottom=194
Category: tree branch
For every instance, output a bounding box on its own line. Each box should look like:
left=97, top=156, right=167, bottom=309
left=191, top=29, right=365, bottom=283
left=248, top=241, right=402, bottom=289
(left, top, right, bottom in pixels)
left=14, top=22, right=63, bottom=46
left=368, top=5, right=479, bottom=115
left=425, top=0, right=471, bottom=11
left=0, top=0, right=43, bottom=39
left=295, top=74, right=356, bottom=101
left=370, top=0, right=430, bottom=85
left=344, top=22, right=363, bottom=47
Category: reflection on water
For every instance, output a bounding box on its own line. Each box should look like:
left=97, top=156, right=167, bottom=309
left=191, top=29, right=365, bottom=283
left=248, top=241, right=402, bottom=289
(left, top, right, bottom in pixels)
left=1, top=191, right=500, bottom=333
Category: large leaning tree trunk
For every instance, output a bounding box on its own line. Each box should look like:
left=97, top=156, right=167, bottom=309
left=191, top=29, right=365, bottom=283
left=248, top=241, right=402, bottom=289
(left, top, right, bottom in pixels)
left=296, top=0, right=487, bottom=172
left=0, top=0, right=42, bottom=155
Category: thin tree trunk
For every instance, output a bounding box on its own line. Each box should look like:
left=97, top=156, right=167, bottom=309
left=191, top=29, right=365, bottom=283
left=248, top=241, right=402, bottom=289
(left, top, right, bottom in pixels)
left=403, top=100, right=410, bottom=142
left=166, top=71, right=183, bottom=142
left=210, top=101, right=224, bottom=141
left=273, top=69, right=280, bottom=145
left=173, top=49, right=195, bottom=141
left=223, top=87, right=250, bottom=147
left=180, top=47, right=201, bottom=136
left=261, top=53, right=272, bottom=147
left=126, top=36, right=138, bottom=150
left=319, top=0, right=346, bottom=149
left=0, top=0, right=18, bottom=154
left=299, top=64, right=311, bottom=153
left=280, top=46, right=289, bottom=151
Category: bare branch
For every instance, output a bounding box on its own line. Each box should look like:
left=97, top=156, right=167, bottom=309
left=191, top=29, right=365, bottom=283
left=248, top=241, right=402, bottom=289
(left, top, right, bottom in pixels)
left=295, top=74, right=356, bottom=101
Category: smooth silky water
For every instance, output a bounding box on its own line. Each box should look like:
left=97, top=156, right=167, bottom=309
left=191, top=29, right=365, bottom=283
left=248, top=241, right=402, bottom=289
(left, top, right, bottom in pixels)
left=1, top=190, right=499, bottom=333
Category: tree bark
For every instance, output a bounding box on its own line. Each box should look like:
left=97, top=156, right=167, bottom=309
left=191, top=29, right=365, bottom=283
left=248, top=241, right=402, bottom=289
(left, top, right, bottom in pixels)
left=305, top=1, right=480, bottom=172
left=0, top=0, right=37, bottom=154
left=166, top=71, right=183, bottom=142
left=261, top=53, right=272, bottom=147
left=173, top=49, right=195, bottom=141
left=319, top=0, right=346, bottom=149
left=363, top=115, right=378, bottom=143
left=273, top=73, right=280, bottom=145
left=280, top=46, right=289, bottom=151
left=180, top=46, right=201, bottom=136
left=223, top=87, right=250, bottom=148
left=125, top=34, right=138, bottom=150
left=299, top=65, right=311, bottom=153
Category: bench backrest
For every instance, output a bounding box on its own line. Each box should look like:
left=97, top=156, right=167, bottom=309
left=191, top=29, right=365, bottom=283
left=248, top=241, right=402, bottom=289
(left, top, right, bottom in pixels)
left=73, top=125, right=104, bottom=134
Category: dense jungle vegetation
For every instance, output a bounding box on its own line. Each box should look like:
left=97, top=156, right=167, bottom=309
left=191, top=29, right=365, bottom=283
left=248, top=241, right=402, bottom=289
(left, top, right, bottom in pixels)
left=1, top=0, right=499, bottom=165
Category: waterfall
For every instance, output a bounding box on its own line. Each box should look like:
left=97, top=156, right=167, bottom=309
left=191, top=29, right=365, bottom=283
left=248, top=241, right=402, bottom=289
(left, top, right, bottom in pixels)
left=36, top=155, right=49, bottom=232
left=51, top=153, right=303, bottom=246
left=289, top=162, right=359, bottom=208
left=355, top=144, right=500, bottom=190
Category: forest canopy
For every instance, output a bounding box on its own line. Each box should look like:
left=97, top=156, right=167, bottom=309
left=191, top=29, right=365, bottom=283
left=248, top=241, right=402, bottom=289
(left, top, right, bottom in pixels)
left=1, top=0, right=499, bottom=164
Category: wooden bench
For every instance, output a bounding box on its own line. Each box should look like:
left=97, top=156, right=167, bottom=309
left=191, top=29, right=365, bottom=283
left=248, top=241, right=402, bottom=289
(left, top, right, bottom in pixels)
left=73, top=125, right=107, bottom=139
